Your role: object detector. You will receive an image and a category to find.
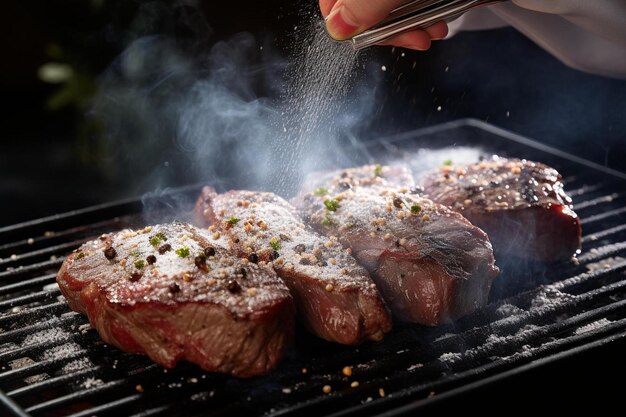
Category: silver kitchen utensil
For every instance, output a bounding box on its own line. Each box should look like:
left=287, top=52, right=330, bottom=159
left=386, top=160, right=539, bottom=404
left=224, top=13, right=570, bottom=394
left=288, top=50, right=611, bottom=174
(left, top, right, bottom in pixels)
left=347, top=0, right=507, bottom=50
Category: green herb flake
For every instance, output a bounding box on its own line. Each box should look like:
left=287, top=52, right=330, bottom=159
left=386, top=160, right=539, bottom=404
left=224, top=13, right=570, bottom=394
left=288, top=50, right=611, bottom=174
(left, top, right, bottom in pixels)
left=373, top=164, right=383, bottom=177
left=134, top=260, right=145, bottom=269
left=75, top=252, right=85, bottom=260
left=324, top=199, right=340, bottom=212
left=129, top=250, right=140, bottom=257
left=321, top=215, right=333, bottom=227
left=314, top=187, right=328, bottom=197
left=269, top=236, right=281, bottom=251
left=443, top=159, right=453, bottom=166
left=411, top=204, right=422, bottom=215
left=149, top=232, right=168, bottom=247
left=175, top=247, right=190, bottom=258
left=227, top=217, right=241, bottom=225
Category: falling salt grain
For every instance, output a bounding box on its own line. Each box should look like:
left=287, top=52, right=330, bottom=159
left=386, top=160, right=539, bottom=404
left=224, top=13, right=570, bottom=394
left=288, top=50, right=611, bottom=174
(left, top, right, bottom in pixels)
left=436, top=106, right=442, bottom=112
left=379, top=388, right=386, bottom=397
left=282, top=388, right=292, bottom=394
left=27, top=238, right=34, bottom=245
left=381, top=65, right=387, bottom=72
left=323, top=385, right=332, bottom=394
left=407, top=363, right=423, bottom=371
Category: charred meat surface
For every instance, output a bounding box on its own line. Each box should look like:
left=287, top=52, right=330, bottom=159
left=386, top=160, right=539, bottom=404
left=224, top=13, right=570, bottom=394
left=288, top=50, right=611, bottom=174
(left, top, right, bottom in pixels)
left=295, top=165, right=499, bottom=326
left=194, top=187, right=392, bottom=345
left=56, top=223, right=294, bottom=378
left=420, top=157, right=582, bottom=262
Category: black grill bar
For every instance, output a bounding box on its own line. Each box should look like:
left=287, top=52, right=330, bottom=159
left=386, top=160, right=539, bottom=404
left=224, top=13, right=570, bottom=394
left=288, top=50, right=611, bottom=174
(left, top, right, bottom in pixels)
left=0, top=275, right=57, bottom=296
left=0, top=259, right=64, bottom=282
left=7, top=366, right=103, bottom=398
left=67, top=394, right=142, bottom=417
left=0, top=393, right=29, bottom=417
left=1, top=121, right=625, bottom=417
left=25, top=380, right=129, bottom=414
left=0, top=241, right=87, bottom=269
left=0, top=289, right=60, bottom=311
left=0, top=302, right=67, bottom=326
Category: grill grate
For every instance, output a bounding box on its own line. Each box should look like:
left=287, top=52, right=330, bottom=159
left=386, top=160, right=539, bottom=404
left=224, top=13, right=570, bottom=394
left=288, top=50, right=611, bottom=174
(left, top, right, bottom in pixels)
left=1, top=119, right=625, bottom=416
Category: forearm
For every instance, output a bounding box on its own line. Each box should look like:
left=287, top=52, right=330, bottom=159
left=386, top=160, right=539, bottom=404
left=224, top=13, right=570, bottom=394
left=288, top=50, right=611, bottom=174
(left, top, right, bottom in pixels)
left=512, top=0, right=626, bottom=46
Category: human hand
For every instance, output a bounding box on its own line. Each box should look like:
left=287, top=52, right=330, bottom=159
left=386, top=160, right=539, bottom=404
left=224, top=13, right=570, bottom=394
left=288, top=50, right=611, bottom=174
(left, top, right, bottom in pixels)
left=320, top=0, right=448, bottom=50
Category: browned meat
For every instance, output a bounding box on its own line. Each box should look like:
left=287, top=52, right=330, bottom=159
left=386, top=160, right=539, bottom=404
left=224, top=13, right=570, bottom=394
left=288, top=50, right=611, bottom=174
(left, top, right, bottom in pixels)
left=194, top=188, right=392, bottom=345
left=295, top=165, right=499, bottom=326
left=56, top=223, right=294, bottom=378
left=420, top=157, right=582, bottom=262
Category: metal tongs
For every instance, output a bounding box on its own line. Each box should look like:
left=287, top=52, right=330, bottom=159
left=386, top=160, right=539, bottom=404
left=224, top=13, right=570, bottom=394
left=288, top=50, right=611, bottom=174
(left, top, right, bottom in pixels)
left=348, top=0, right=506, bottom=50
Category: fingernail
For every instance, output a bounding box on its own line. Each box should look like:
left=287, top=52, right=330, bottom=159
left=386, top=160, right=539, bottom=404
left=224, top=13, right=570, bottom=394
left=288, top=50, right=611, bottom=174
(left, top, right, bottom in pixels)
left=325, top=6, right=360, bottom=40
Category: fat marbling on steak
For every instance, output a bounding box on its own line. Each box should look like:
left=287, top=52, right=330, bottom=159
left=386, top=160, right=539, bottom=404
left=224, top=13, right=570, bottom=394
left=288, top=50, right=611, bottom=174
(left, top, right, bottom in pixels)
left=295, top=165, right=499, bottom=326
left=56, top=222, right=294, bottom=378
left=420, top=157, right=582, bottom=262
left=194, top=188, right=392, bottom=345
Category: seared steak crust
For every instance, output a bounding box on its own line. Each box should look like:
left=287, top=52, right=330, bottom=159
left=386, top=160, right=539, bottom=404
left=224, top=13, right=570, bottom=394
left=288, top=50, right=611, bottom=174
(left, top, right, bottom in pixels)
left=295, top=165, right=499, bottom=326
left=194, top=188, right=392, bottom=345
left=420, top=157, right=582, bottom=261
left=57, top=223, right=294, bottom=377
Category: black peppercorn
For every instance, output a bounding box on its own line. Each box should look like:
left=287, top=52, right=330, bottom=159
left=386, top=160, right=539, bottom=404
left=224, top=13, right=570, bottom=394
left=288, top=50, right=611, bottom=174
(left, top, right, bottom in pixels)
left=146, top=255, right=157, bottom=265
left=227, top=280, right=241, bottom=293
left=294, top=244, right=306, bottom=254
left=238, top=267, right=247, bottom=278
left=129, top=272, right=142, bottom=282
left=104, top=247, right=117, bottom=260
left=270, top=251, right=280, bottom=260
left=169, top=283, right=181, bottom=293
left=393, top=197, right=404, bottom=208
left=158, top=244, right=172, bottom=254
left=204, top=247, right=216, bottom=257
left=248, top=253, right=259, bottom=263
left=195, top=256, right=208, bottom=271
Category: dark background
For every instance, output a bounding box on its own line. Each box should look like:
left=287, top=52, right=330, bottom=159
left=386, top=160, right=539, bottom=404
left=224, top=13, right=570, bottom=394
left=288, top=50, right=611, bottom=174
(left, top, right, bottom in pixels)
left=1, top=0, right=625, bottom=227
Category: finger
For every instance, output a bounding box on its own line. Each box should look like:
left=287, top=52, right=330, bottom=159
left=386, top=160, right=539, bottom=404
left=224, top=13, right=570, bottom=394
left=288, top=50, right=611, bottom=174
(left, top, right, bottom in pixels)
left=326, top=0, right=408, bottom=40
left=424, top=21, right=448, bottom=40
left=320, top=0, right=337, bottom=18
left=379, top=30, right=432, bottom=51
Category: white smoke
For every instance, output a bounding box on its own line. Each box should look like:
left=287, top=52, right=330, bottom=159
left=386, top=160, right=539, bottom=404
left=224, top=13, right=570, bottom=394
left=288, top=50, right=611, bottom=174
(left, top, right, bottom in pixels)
left=91, top=1, right=380, bottom=212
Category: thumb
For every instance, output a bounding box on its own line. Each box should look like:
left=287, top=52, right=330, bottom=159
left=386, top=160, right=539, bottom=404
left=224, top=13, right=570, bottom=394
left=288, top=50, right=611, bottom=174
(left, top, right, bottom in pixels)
left=326, top=0, right=408, bottom=40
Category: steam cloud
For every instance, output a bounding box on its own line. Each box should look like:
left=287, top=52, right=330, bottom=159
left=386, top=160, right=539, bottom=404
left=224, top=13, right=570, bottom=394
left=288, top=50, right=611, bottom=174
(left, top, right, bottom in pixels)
left=92, top=1, right=380, bottom=207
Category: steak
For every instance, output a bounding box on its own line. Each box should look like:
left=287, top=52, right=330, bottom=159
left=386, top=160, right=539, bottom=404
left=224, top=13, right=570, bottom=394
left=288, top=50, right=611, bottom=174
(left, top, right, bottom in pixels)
left=194, top=188, right=392, bottom=345
left=295, top=165, right=499, bottom=326
left=56, top=222, right=294, bottom=378
left=420, top=157, right=582, bottom=262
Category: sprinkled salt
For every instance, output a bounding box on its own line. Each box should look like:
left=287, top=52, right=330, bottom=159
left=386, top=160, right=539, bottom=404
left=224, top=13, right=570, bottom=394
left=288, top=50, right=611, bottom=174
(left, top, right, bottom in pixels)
left=575, top=318, right=612, bottom=335
left=439, top=352, right=463, bottom=363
